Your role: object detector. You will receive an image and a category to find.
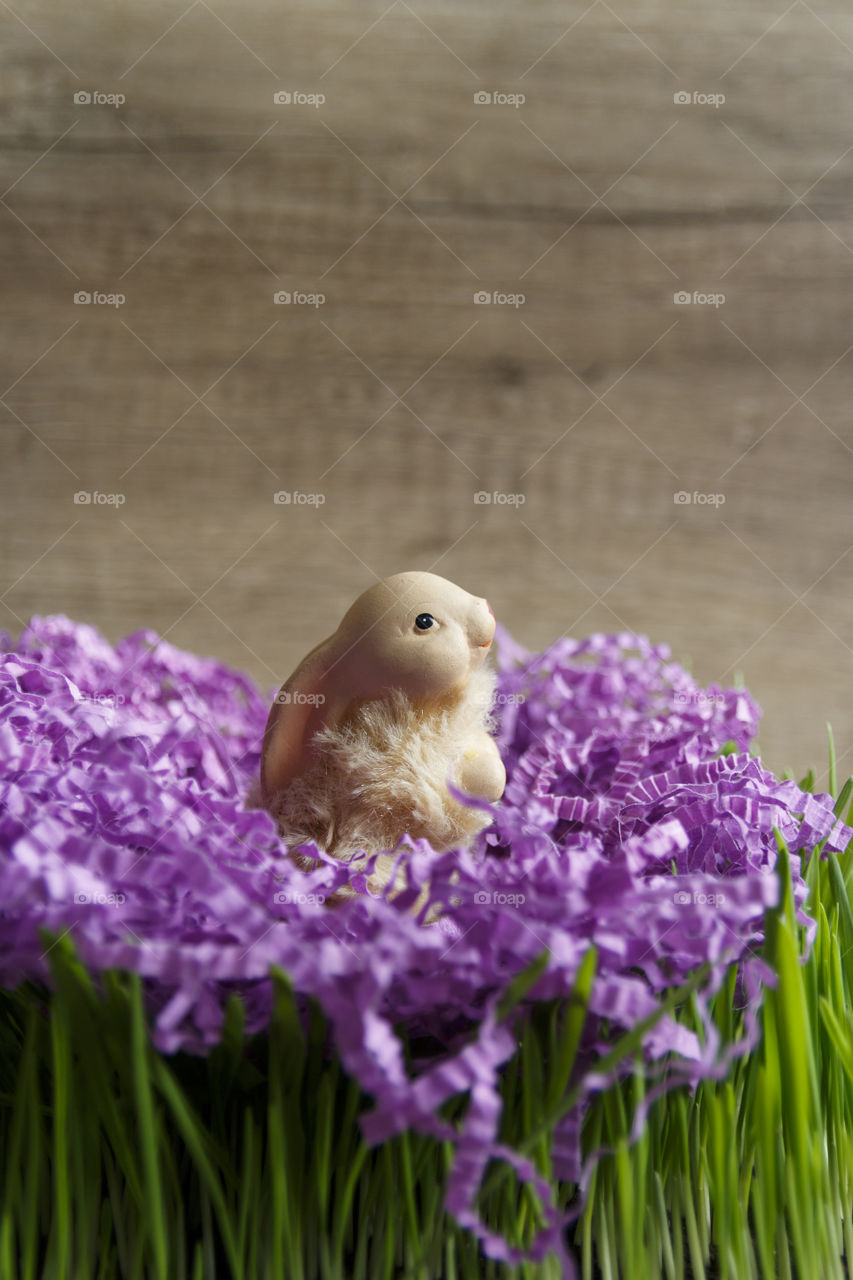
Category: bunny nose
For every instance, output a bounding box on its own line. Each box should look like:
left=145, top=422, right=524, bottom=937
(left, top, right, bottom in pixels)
left=475, top=601, right=496, bottom=648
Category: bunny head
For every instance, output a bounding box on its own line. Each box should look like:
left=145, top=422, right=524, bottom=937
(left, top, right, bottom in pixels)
left=260, top=571, right=495, bottom=802
left=335, top=571, right=495, bottom=698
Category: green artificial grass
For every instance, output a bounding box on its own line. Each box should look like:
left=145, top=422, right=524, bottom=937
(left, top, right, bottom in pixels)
left=1, top=751, right=852, bottom=1278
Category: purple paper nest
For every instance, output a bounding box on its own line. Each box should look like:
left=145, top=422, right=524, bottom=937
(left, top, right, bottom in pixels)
left=1, top=614, right=850, bottom=1264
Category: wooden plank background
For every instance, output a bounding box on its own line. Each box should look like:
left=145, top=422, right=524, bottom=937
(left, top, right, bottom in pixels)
left=2, top=0, right=852, bottom=782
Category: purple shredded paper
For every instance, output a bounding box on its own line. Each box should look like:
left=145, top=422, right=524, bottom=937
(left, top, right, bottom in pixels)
left=1, top=615, right=849, bottom=1268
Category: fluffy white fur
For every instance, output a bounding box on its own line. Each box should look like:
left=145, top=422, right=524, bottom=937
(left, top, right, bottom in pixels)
left=263, top=663, right=499, bottom=896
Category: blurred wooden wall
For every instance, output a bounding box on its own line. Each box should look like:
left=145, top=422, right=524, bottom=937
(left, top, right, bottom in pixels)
left=2, top=0, right=852, bottom=780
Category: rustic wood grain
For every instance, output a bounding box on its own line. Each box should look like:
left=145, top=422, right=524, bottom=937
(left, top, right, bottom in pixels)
left=2, top=1, right=852, bottom=780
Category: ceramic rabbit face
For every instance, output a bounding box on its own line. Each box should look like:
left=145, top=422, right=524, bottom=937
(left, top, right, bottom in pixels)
left=337, top=572, right=495, bottom=701
left=260, top=571, right=495, bottom=801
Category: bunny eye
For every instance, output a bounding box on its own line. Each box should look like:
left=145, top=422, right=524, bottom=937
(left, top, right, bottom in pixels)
left=414, top=613, right=435, bottom=631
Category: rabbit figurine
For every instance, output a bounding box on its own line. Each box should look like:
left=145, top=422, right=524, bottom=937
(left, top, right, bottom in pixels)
left=259, top=571, right=505, bottom=891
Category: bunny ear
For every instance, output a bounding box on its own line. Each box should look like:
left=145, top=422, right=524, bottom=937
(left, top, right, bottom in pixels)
left=260, top=636, right=343, bottom=801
